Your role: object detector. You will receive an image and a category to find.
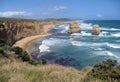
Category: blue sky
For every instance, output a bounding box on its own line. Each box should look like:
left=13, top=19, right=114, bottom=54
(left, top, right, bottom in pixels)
left=0, top=0, right=120, bottom=20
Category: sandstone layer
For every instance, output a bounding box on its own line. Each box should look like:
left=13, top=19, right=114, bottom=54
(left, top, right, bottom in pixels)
left=68, top=21, right=81, bottom=34
left=92, top=24, right=100, bottom=35
left=0, top=18, right=67, bottom=45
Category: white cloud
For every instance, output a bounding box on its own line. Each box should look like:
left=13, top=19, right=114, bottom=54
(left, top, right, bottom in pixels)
left=96, top=14, right=103, bottom=17
left=0, top=11, right=32, bottom=17
left=52, top=6, right=68, bottom=11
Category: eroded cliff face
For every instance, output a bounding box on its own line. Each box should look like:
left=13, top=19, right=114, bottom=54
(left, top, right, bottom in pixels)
left=68, top=21, right=81, bottom=34
left=91, top=24, right=100, bottom=35
left=0, top=20, right=54, bottom=45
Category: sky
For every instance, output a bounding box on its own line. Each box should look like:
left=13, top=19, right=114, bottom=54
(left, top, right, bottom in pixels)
left=0, top=0, right=120, bottom=20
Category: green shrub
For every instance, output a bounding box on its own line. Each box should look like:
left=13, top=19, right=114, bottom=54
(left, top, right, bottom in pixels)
left=38, top=59, right=47, bottom=65
left=29, top=60, right=38, bottom=65
left=41, top=59, right=47, bottom=64
left=12, top=47, right=31, bottom=62
left=0, top=38, right=6, bottom=46
left=12, top=47, right=23, bottom=55
left=0, top=47, right=4, bottom=54
left=88, top=59, right=120, bottom=81
left=29, top=59, right=47, bottom=65
left=21, top=51, right=30, bottom=61
left=11, top=47, right=37, bottom=64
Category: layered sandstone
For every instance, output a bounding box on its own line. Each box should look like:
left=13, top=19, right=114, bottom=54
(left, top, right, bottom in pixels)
left=91, top=24, right=100, bottom=35
left=0, top=18, right=67, bottom=45
left=68, top=21, right=81, bottom=34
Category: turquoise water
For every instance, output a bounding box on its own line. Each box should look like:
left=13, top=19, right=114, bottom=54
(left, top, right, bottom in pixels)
left=28, top=20, right=120, bottom=69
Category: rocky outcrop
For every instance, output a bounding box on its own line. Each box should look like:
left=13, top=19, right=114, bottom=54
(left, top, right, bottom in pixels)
left=68, top=21, right=81, bottom=34
left=92, top=24, right=100, bottom=35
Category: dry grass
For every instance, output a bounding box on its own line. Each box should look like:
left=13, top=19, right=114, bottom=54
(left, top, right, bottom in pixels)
left=0, top=56, right=94, bottom=82
left=0, top=56, right=118, bottom=82
left=2, top=56, right=116, bottom=82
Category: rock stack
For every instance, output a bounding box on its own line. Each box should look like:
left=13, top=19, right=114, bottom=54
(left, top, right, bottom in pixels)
left=68, top=21, right=81, bottom=34
left=92, top=24, right=100, bottom=35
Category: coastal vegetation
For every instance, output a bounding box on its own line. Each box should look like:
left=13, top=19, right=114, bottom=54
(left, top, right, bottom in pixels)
left=87, top=59, right=120, bottom=82
left=0, top=38, right=46, bottom=65
left=0, top=37, right=120, bottom=82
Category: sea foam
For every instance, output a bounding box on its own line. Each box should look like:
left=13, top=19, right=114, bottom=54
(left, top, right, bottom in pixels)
left=107, top=44, right=120, bottom=49
left=71, top=40, right=120, bottom=49
left=71, top=41, right=108, bottom=47
left=112, top=33, right=120, bottom=37
left=71, top=31, right=91, bottom=36
left=106, top=51, right=118, bottom=58
left=79, top=23, right=92, bottom=30
left=39, top=37, right=71, bottom=52
left=101, top=28, right=120, bottom=31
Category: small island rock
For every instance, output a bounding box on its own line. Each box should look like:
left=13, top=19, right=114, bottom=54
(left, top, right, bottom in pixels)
left=92, top=24, right=100, bottom=35
left=68, top=21, right=81, bottom=34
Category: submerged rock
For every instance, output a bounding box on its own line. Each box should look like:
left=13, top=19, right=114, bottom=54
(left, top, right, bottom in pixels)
left=68, top=21, right=81, bottom=34
left=92, top=24, right=100, bottom=35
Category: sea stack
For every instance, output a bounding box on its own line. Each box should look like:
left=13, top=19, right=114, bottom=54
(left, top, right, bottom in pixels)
left=68, top=21, right=81, bottom=34
left=92, top=24, right=100, bottom=35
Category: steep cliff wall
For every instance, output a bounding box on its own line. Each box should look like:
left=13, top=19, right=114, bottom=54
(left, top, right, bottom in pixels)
left=0, top=18, right=68, bottom=45
left=0, top=22, right=43, bottom=45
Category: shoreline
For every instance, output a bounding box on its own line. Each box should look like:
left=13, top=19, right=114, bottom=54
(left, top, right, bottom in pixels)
left=13, top=23, right=54, bottom=52
left=13, top=33, right=52, bottom=51
left=12, top=20, right=67, bottom=55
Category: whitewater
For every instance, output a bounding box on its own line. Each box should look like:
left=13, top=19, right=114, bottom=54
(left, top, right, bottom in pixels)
left=28, top=20, right=120, bottom=69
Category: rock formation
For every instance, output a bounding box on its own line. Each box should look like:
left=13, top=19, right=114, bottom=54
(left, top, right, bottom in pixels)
left=68, top=21, right=81, bottom=34
left=92, top=24, right=100, bottom=35
left=0, top=21, right=52, bottom=45
left=0, top=18, right=67, bottom=45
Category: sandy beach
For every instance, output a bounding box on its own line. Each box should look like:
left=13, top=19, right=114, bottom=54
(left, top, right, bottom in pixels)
left=13, top=33, right=51, bottom=51
left=13, top=24, right=53, bottom=51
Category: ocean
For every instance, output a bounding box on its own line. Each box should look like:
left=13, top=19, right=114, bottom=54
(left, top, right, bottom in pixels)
left=28, top=20, right=120, bottom=69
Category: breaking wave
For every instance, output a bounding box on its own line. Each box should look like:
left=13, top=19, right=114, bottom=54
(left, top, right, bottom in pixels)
left=108, top=44, right=120, bottom=49
left=79, top=23, right=92, bottom=30
left=101, top=28, right=120, bottom=31
left=39, top=38, right=71, bottom=52
left=106, top=51, right=118, bottom=58
left=111, top=33, right=120, bottom=37
left=71, top=41, right=120, bottom=49
left=29, top=20, right=120, bottom=69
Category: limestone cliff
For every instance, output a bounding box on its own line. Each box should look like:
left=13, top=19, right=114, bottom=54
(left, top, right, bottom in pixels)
left=0, top=18, right=66, bottom=45
left=91, top=24, right=100, bottom=35
left=68, top=21, right=81, bottom=34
